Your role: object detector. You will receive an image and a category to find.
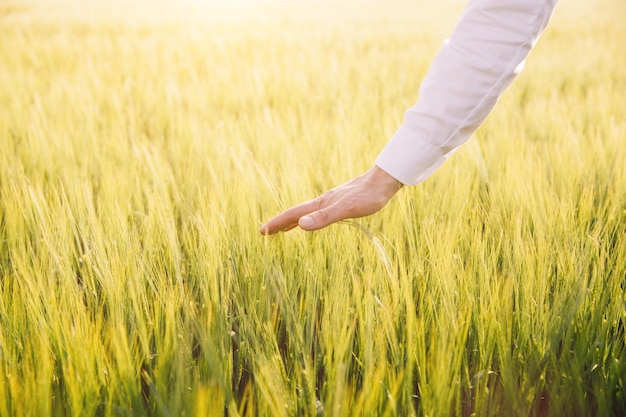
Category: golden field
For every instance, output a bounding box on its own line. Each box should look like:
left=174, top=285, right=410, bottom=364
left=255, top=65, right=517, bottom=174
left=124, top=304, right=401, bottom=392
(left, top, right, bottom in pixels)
left=0, top=0, right=624, bottom=415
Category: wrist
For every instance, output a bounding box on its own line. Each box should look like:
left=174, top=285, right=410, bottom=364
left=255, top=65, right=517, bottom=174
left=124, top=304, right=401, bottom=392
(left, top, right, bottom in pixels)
left=369, top=165, right=403, bottom=197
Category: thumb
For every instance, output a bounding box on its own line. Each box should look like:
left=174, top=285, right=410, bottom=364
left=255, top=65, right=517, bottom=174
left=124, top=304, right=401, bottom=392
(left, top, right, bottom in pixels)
left=298, top=207, right=340, bottom=231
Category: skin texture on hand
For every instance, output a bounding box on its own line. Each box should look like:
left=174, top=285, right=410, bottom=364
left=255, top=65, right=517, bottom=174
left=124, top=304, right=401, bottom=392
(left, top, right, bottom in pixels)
left=258, top=166, right=403, bottom=235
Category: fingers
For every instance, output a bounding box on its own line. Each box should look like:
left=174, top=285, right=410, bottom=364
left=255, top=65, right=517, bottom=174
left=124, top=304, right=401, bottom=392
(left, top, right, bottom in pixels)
left=258, top=199, right=321, bottom=235
left=260, top=203, right=345, bottom=234
left=298, top=205, right=343, bottom=231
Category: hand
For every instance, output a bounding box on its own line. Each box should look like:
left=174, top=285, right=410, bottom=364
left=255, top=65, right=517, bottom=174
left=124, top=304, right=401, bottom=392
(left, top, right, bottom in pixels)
left=258, top=166, right=403, bottom=235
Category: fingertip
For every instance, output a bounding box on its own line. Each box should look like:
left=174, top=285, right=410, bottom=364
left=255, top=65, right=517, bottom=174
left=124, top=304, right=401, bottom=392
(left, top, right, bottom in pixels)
left=259, top=221, right=298, bottom=235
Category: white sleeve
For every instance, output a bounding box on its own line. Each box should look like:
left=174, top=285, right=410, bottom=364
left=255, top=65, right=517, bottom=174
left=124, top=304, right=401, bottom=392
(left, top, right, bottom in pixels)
left=375, top=0, right=559, bottom=185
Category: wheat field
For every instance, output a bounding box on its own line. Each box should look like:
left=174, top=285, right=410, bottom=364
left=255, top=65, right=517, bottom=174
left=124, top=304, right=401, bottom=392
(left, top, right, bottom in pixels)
left=0, top=0, right=624, bottom=416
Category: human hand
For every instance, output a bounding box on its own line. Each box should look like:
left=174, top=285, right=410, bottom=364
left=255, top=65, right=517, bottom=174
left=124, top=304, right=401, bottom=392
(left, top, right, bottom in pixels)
left=258, top=166, right=403, bottom=235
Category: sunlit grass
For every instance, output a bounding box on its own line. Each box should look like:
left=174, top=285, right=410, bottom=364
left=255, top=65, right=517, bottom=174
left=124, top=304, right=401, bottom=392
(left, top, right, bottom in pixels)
left=0, top=0, right=624, bottom=416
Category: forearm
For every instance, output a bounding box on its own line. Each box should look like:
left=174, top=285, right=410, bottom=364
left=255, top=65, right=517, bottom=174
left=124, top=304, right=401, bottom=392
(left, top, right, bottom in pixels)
left=376, top=0, right=559, bottom=185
